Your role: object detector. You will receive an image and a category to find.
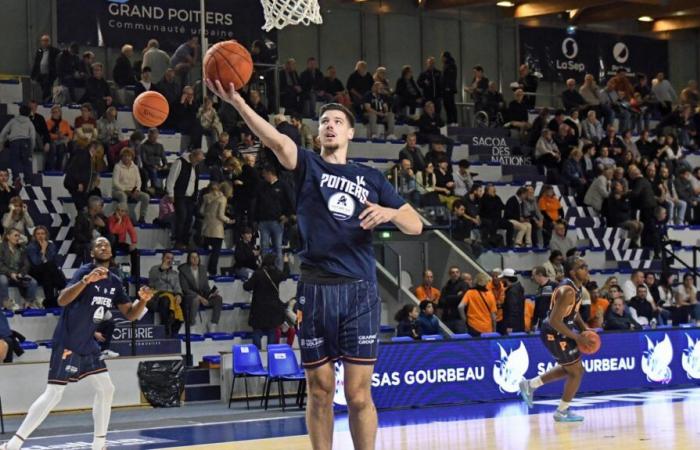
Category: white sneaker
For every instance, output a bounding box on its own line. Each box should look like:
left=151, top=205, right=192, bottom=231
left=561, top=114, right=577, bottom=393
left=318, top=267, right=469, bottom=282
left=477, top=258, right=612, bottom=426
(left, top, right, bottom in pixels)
left=386, top=134, right=398, bottom=141
left=99, top=350, right=120, bottom=360
left=3, top=299, right=19, bottom=312
left=207, top=323, right=218, bottom=333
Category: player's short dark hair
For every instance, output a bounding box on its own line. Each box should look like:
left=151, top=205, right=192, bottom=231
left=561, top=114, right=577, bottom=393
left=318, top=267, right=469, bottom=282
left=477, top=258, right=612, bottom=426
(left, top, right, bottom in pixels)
left=563, top=256, right=584, bottom=277
left=319, top=103, right=355, bottom=128
left=532, top=266, right=547, bottom=277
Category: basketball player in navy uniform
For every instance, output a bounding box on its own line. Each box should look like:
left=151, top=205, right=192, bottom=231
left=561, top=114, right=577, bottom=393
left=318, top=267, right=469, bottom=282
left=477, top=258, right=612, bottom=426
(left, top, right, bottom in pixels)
left=519, top=256, right=595, bottom=422
left=208, top=79, right=422, bottom=450
left=2, top=237, right=153, bottom=450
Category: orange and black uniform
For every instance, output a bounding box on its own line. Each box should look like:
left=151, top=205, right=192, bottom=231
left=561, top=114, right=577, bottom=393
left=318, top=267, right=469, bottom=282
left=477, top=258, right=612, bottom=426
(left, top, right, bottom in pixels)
left=540, top=278, right=582, bottom=365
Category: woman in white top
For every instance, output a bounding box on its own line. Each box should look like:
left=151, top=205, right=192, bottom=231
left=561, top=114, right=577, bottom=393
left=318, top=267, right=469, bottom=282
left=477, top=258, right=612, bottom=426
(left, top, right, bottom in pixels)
left=111, top=147, right=151, bottom=223
left=674, top=274, right=699, bottom=325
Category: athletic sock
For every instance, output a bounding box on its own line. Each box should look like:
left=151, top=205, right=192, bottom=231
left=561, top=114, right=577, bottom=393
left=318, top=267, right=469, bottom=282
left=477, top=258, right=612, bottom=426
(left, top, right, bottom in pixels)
left=529, top=376, right=544, bottom=389
left=92, top=436, right=106, bottom=450
left=558, top=400, right=570, bottom=412
left=6, top=434, right=25, bottom=450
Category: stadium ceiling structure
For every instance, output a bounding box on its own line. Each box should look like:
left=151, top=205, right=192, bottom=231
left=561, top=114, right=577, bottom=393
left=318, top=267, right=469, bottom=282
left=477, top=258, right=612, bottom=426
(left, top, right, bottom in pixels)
left=419, top=0, right=700, bottom=32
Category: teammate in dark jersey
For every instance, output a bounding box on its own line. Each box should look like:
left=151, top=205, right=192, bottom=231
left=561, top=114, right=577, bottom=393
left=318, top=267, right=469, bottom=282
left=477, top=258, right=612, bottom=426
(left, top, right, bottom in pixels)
left=207, top=78, right=422, bottom=450
left=519, top=256, right=595, bottom=422
left=2, top=237, right=153, bottom=450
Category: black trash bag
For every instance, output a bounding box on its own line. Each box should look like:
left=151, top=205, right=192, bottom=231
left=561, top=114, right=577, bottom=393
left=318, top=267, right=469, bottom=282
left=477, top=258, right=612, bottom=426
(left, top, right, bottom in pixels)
left=137, top=360, right=185, bottom=407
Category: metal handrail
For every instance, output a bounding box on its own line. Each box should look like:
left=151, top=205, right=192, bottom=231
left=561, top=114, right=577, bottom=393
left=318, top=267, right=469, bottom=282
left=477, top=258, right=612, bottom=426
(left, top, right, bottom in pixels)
left=661, top=244, right=699, bottom=285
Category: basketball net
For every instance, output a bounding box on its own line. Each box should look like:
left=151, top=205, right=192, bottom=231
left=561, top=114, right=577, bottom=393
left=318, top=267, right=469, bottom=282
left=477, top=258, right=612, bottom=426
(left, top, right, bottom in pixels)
left=260, top=0, right=323, bottom=31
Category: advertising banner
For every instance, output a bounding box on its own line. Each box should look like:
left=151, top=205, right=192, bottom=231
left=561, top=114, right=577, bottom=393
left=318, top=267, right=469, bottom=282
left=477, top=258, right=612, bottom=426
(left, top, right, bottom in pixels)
left=519, top=26, right=668, bottom=83
left=334, top=328, right=700, bottom=409
left=56, top=0, right=276, bottom=55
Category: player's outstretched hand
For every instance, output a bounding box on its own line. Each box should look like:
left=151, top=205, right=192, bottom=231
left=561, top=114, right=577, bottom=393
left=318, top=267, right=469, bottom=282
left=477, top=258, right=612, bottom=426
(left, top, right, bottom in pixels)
left=359, top=201, right=396, bottom=230
left=82, top=267, right=109, bottom=284
left=205, top=79, right=246, bottom=109
left=137, top=286, right=154, bottom=303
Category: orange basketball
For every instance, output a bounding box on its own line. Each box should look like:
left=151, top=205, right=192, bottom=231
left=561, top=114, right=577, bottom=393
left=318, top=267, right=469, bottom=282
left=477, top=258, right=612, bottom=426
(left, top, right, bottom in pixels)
left=133, top=91, right=169, bottom=128
left=579, top=330, right=601, bottom=355
left=204, top=40, right=254, bottom=91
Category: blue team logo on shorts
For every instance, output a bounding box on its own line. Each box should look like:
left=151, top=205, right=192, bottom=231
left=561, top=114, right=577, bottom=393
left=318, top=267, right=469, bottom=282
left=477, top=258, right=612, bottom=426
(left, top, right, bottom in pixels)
left=328, top=192, right=356, bottom=221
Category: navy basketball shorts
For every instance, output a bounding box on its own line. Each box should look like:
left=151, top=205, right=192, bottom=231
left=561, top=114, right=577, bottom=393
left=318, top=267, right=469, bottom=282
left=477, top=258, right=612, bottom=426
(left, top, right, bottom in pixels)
left=296, top=280, right=381, bottom=369
left=540, top=325, right=581, bottom=366
left=48, top=347, right=108, bottom=385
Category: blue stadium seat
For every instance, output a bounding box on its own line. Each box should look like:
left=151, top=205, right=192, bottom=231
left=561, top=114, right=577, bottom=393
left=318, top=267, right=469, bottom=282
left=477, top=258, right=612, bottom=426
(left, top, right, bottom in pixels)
left=480, top=332, right=501, bottom=338
left=21, top=309, right=48, bottom=317
left=452, top=333, right=473, bottom=340
left=178, top=333, right=205, bottom=342
left=229, top=344, right=268, bottom=409
left=205, top=332, right=234, bottom=341
left=391, top=336, right=414, bottom=342
left=264, top=344, right=305, bottom=411
left=508, top=332, right=528, bottom=337
left=202, top=355, right=221, bottom=365
left=421, top=334, right=443, bottom=341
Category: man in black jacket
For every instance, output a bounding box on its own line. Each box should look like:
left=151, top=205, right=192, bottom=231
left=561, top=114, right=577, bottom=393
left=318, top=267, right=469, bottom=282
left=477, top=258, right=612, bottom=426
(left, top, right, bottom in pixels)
left=438, top=266, right=469, bottom=333
left=441, top=52, right=458, bottom=125
left=113, top=44, right=137, bottom=87
left=81, top=63, right=113, bottom=118
left=71, top=196, right=110, bottom=264
left=504, top=187, right=533, bottom=247
left=232, top=227, right=259, bottom=280
left=532, top=266, right=558, bottom=331
left=165, top=149, right=205, bottom=249
left=174, top=86, right=201, bottom=151
left=604, top=297, right=642, bottom=331
left=417, top=57, right=443, bottom=114
left=31, top=34, right=60, bottom=102
left=628, top=164, right=658, bottom=247
left=299, top=57, right=325, bottom=118
left=251, top=165, right=294, bottom=270
left=28, top=100, right=50, bottom=153
left=498, top=268, right=525, bottom=334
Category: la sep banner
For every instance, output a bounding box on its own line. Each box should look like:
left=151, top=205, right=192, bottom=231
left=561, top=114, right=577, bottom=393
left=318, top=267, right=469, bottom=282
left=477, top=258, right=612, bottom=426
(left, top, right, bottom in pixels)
left=334, top=328, right=700, bottom=410
left=56, top=0, right=276, bottom=56
left=519, top=26, right=668, bottom=83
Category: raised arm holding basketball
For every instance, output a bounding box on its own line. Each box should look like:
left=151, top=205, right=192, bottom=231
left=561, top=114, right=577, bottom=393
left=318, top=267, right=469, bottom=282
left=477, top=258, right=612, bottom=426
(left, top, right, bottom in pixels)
left=205, top=79, right=297, bottom=170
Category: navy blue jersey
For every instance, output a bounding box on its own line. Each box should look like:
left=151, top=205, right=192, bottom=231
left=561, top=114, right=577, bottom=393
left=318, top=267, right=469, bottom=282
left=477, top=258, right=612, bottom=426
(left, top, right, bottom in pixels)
left=52, top=263, right=129, bottom=355
left=294, top=147, right=406, bottom=281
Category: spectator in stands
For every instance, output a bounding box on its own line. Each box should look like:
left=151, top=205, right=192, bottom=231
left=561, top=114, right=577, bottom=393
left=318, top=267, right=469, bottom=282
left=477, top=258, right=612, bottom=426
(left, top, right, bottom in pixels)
left=31, top=34, right=59, bottom=101
left=479, top=184, right=510, bottom=248
left=459, top=272, right=497, bottom=336
left=417, top=300, right=440, bottom=335
left=452, top=160, right=474, bottom=197
left=674, top=274, right=700, bottom=325
left=64, top=141, right=99, bottom=212
left=73, top=103, right=96, bottom=131
left=142, top=39, right=171, bottom=84
left=414, top=269, right=441, bottom=304
left=244, top=252, right=290, bottom=349
left=522, top=185, right=545, bottom=248
left=107, top=203, right=139, bottom=275
left=198, top=97, right=223, bottom=149
left=174, top=85, right=201, bottom=151
left=373, top=67, right=392, bottom=99
left=600, top=127, right=624, bottom=162
left=26, top=225, right=65, bottom=309
left=0, top=171, right=17, bottom=231
left=451, top=199, right=479, bottom=244
left=657, top=165, right=686, bottom=225
left=398, top=133, right=426, bottom=173
left=498, top=268, right=525, bottom=334
left=481, top=82, right=506, bottom=124
left=517, top=64, right=538, bottom=109
left=465, top=65, right=489, bottom=113
left=562, top=78, right=587, bottom=114
left=543, top=250, right=564, bottom=281
left=585, top=282, right=609, bottom=328
left=395, top=158, right=420, bottom=205
left=0, top=104, right=35, bottom=187
left=0, top=228, right=39, bottom=310
left=55, top=42, right=81, bottom=102
left=347, top=60, right=374, bottom=112
left=504, top=187, right=532, bottom=248
left=675, top=168, right=699, bottom=223
left=680, top=80, right=699, bottom=108
left=604, top=297, right=642, bottom=330
left=441, top=51, right=458, bottom=125
left=538, top=184, right=562, bottom=229
left=605, top=181, right=643, bottom=247
left=628, top=284, right=661, bottom=326
left=273, top=113, right=301, bottom=147
left=166, top=149, right=204, bottom=249
left=531, top=266, right=557, bottom=330
left=27, top=100, right=49, bottom=153
left=580, top=143, right=597, bottom=182
left=417, top=57, right=443, bottom=114
left=179, top=251, right=223, bottom=332
left=82, top=63, right=113, bottom=117
left=113, top=44, right=136, bottom=87
left=584, top=165, right=612, bottom=213
left=134, top=66, right=153, bottom=97
left=507, top=89, right=531, bottom=133
left=289, top=112, right=314, bottom=149
left=652, top=72, right=677, bottom=116
left=435, top=156, right=457, bottom=204
left=140, top=128, right=168, bottom=192
left=97, top=106, right=121, bottom=149
left=232, top=226, right=259, bottom=280
left=201, top=182, right=234, bottom=276
left=628, top=164, right=658, bottom=246
left=156, top=69, right=180, bottom=127
left=622, top=270, right=649, bottom=302
left=279, top=58, right=302, bottom=112
left=71, top=196, right=109, bottom=264
left=395, top=304, right=421, bottom=339
left=246, top=89, right=268, bottom=120
left=45, top=104, right=73, bottom=171
left=251, top=165, right=293, bottom=270
left=148, top=252, right=183, bottom=337
left=363, top=81, right=396, bottom=140
left=299, top=57, right=324, bottom=118
left=112, top=147, right=150, bottom=224
left=581, top=110, right=604, bottom=145
left=549, top=220, right=576, bottom=255
left=561, top=148, right=587, bottom=198
left=322, top=65, right=350, bottom=107
left=579, top=74, right=604, bottom=117
left=205, top=131, right=233, bottom=166
left=438, top=266, right=469, bottom=333
left=170, top=36, right=199, bottom=87
left=394, top=65, right=423, bottom=118
left=2, top=196, right=34, bottom=244
left=534, top=129, right=561, bottom=174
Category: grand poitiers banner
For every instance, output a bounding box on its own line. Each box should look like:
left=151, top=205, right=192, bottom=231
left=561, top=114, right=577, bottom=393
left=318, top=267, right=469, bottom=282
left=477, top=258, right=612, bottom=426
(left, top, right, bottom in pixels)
left=519, top=26, right=668, bottom=83
left=56, top=0, right=275, bottom=55
left=333, top=327, right=700, bottom=410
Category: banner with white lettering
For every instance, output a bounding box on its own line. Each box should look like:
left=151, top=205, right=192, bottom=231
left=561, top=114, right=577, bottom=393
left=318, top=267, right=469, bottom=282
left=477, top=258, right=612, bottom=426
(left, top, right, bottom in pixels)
left=519, top=26, right=668, bottom=83
left=452, top=128, right=531, bottom=165
left=333, top=328, right=700, bottom=409
left=56, top=0, right=276, bottom=56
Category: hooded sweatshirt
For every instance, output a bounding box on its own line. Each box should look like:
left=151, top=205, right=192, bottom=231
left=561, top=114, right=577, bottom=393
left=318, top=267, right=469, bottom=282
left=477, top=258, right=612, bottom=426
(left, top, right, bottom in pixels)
left=0, top=115, right=36, bottom=149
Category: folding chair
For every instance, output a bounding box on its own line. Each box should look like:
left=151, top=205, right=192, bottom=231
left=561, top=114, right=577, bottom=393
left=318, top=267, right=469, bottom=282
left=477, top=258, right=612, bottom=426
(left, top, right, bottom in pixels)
left=228, top=344, right=268, bottom=409
left=264, top=344, right=306, bottom=411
